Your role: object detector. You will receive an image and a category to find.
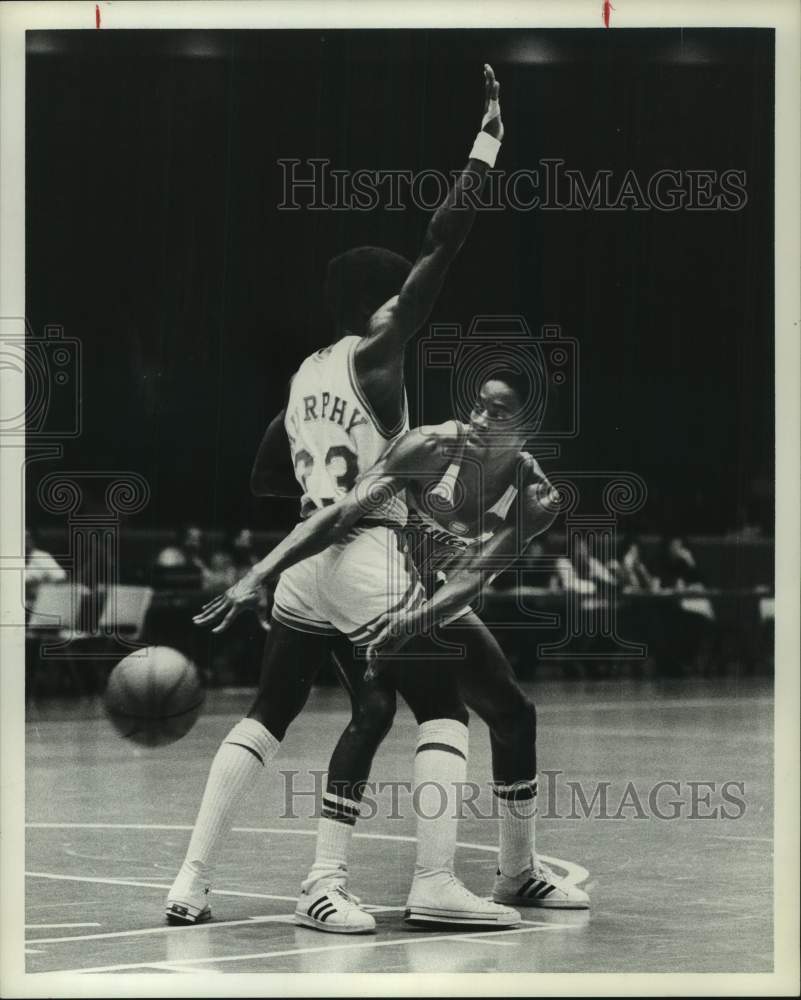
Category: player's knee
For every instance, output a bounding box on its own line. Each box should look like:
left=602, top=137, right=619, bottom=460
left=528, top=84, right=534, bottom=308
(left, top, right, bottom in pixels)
left=248, top=702, right=288, bottom=741
left=248, top=683, right=310, bottom=740
left=490, top=695, right=536, bottom=743
left=520, top=696, right=537, bottom=740
left=512, top=696, right=537, bottom=743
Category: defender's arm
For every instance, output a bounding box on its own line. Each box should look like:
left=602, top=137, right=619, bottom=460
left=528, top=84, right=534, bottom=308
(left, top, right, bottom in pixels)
left=194, top=427, right=446, bottom=633
left=366, top=480, right=559, bottom=666
left=353, top=65, right=504, bottom=402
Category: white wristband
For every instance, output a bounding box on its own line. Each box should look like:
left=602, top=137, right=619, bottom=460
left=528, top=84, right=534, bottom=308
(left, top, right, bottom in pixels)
left=469, top=130, right=501, bottom=167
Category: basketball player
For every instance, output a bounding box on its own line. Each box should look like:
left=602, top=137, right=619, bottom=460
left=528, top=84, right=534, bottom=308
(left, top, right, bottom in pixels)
left=167, top=65, right=522, bottom=931
left=199, top=371, right=590, bottom=926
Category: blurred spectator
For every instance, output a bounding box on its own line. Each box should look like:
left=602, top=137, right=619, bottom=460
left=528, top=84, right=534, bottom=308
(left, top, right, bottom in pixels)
left=553, top=537, right=617, bottom=594
left=204, top=528, right=262, bottom=594
left=208, top=528, right=271, bottom=629
left=229, top=528, right=259, bottom=578
left=25, top=528, right=67, bottom=605
left=206, top=549, right=238, bottom=593
left=154, top=524, right=210, bottom=589
left=609, top=535, right=658, bottom=593
left=655, top=535, right=705, bottom=591
left=521, top=537, right=554, bottom=590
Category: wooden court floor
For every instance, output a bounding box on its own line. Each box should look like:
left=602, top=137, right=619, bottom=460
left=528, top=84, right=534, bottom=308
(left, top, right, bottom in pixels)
left=25, top=676, right=773, bottom=975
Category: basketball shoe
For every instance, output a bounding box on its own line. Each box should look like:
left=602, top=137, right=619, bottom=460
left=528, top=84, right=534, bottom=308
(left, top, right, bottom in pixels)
left=405, top=870, right=520, bottom=926
left=294, top=882, right=376, bottom=934
left=165, top=864, right=212, bottom=925
left=492, top=859, right=589, bottom=909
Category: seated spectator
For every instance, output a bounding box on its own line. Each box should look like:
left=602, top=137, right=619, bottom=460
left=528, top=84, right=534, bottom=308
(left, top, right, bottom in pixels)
left=609, top=534, right=658, bottom=593
left=154, top=524, right=210, bottom=589
left=25, top=528, right=67, bottom=606
left=655, top=535, right=705, bottom=591
left=554, top=537, right=617, bottom=595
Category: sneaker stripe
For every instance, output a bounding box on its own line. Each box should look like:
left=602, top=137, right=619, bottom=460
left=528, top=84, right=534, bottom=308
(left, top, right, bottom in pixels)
left=523, top=878, right=545, bottom=899
left=535, top=884, right=556, bottom=899
left=317, top=905, right=337, bottom=922
left=518, top=878, right=539, bottom=897
left=308, top=896, right=330, bottom=919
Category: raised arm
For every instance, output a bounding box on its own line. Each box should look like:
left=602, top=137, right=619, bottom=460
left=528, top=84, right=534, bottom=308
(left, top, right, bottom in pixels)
left=194, top=427, right=446, bottom=633
left=353, top=65, right=505, bottom=416
left=250, top=409, right=299, bottom=499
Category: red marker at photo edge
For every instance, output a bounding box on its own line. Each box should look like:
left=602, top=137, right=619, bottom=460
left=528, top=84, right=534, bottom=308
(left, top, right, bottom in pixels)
left=603, top=0, right=614, bottom=28
left=95, top=4, right=101, bottom=29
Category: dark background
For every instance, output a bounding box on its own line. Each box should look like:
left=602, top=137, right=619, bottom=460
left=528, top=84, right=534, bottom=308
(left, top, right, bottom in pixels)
left=26, top=28, right=774, bottom=538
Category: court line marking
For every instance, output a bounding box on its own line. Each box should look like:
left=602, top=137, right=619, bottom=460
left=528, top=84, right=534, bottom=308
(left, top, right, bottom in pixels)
left=711, top=835, right=773, bottom=843
left=26, top=899, right=106, bottom=910
left=25, top=922, right=101, bottom=929
left=459, top=934, right=519, bottom=947
left=25, top=822, right=590, bottom=886
left=25, top=907, right=538, bottom=948
left=26, top=913, right=297, bottom=945
left=25, top=871, right=298, bottom=903
left=541, top=697, right=773, bottom=712
left=195, top=693, right=774, bottom=712
left=156, top=963, right=223, bottom=974
left=558, top=727, right=772, bottom=743
left=24, top=870, right=404, bottom=921
left=24, top=911, right=407, bottom=946
left=67, top=922, right=577, bottom=974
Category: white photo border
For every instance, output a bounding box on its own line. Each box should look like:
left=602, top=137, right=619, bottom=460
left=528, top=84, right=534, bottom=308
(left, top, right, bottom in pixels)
left=1, top=1, right=798, bottom=997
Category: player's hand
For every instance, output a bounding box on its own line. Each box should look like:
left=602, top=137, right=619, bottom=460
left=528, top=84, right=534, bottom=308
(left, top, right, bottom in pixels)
left=192, top=571, right=265, bottom=634
left=481, top=63, right=503, bottom=142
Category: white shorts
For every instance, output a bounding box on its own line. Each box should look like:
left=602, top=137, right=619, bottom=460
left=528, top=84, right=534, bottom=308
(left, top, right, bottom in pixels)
left=272, top=525, right=427, bottom=644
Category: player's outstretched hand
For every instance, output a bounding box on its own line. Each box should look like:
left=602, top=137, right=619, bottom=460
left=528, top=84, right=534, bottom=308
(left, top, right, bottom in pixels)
left=481, top=63, right=503, bottom=142
left=192, top=571, right=265, bottom=634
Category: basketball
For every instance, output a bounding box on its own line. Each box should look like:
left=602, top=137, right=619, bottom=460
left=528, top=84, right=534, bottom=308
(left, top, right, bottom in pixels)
left=104, top=646, right=205, bottom=747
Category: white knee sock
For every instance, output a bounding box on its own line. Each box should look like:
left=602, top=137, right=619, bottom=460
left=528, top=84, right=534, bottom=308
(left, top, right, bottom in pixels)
left=180, top=718, right=279, bottom=880
left=493, top=776, right=538, bottom=877
left=412, top=719, right=469, bottom=877
left=301, top=791, right=361, bottom=892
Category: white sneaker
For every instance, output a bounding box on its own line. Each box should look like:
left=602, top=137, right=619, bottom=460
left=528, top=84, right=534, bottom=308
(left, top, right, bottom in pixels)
left=294, top=882, right=376, bottom=935
left=165, top=865, right=212, bottom=925
left=405, top=870, right=520, bottom=927
left=493, top=860, right=589, bottom=909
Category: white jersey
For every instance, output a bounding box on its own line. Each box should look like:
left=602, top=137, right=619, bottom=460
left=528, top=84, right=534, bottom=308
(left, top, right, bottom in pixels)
left=284, top=335, right=409, bottom=522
